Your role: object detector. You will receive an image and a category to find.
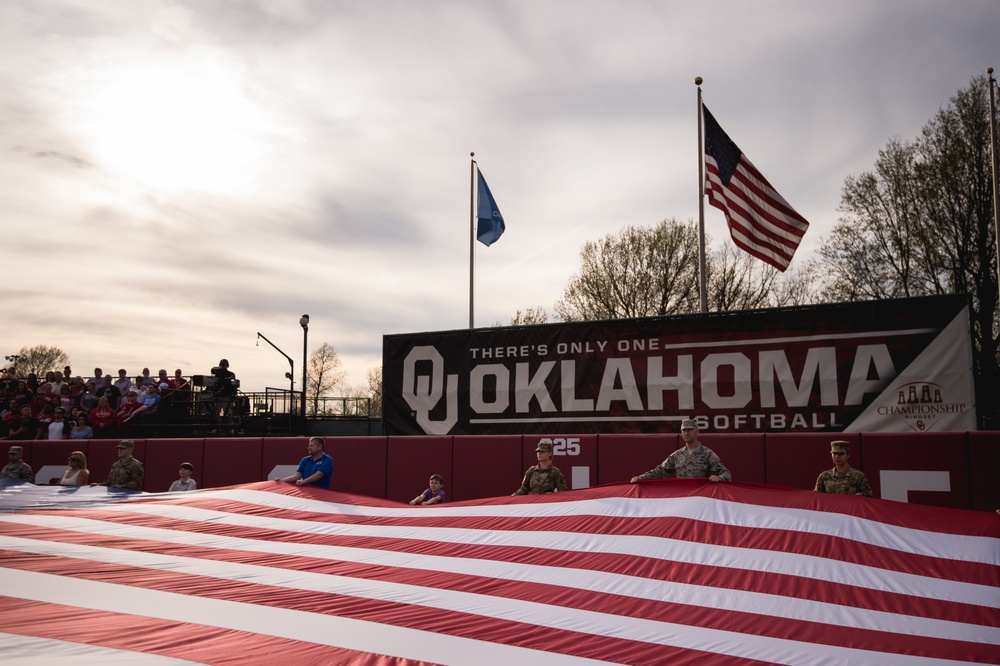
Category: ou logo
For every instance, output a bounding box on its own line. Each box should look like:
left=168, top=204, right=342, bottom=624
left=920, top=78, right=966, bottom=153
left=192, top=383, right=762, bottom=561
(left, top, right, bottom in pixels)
left=402, top=346, right=458, bottom=435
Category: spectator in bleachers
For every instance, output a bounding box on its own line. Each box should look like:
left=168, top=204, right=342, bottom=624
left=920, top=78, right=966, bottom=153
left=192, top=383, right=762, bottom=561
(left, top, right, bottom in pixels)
left=0, top=367, right=16, bottom=393
left=113, top=369, right=132, bottom=395
left=36, top=404, right=55, bottom=433
left=96, top=379, right=121, bottom=411
left=170, top=369, right=188, bottom=390
left=50, top=371, right=65, bottom=395
left=25, top=373, right=39, bottom=393
left=48, top=407, right=69, bottom=440
left=89, top=396, right=117, bottom=438
left=127, top=383, right=162, bottom=421
left=29, top=390, right=48, bottom=415
left=140, top=368, right=154, bottom=387
left=91, top=368, right=107, bottom=390
left=117, top=391, right=143, bottom=428
left=70, top=413, right=93, bottom=440
left=57, top=384, right=77, bottom=412
left=69, top=376, right=86, bottom=400
left=11, top=380, right=33, bottom=406
left=80, top=382, right=99, bottom=411
left=134, top=377, right=148, bottom=401
left=166, top=369, right=190, bottom=418
left=156, top=369, right=170, bottom=387
left=36, top=383, right=58, bottom=410
left=6, top=405, right=42, bottom=440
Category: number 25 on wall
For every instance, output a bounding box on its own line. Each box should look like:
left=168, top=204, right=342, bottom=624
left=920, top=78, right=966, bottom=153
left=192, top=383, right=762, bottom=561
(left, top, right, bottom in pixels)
left=539, top=437, right=581, bottom=456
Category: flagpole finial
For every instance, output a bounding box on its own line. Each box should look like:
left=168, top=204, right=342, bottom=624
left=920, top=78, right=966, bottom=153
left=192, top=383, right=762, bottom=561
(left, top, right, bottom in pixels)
left=694, top=76, right=703, bottom=86
left=470, top=152, right=475, bottom=157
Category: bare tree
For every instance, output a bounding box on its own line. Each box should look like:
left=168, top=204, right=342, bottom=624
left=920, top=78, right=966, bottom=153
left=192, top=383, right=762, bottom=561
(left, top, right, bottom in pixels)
left=306, top=342, right=347, bottom=415
left=555, top=219, right=813, bottom=320
left=707, top=243, right=780, bottom=311
left=9, top=345, right=70, bottom=378
left=498, top=306, right=550, bottom=327
left=366, top=366, right=382, bottom=417
left=817, top=74, right=998, bottom=425
left=555, top=218, right=700, bottom=321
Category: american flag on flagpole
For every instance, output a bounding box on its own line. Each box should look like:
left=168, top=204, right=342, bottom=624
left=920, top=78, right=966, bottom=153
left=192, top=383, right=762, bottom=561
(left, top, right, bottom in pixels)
left=703, top=105, right=810, bottom=272
left=1, top=480, right=998, bottom=664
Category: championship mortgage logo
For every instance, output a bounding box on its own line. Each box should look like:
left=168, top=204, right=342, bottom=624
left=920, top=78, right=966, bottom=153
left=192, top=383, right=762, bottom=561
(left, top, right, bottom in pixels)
left=876, top=381, right=970, bottom=431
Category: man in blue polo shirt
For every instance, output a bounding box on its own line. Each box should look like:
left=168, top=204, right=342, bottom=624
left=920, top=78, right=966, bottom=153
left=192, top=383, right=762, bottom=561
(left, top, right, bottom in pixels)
left=279, top=436, right=333, bottom=489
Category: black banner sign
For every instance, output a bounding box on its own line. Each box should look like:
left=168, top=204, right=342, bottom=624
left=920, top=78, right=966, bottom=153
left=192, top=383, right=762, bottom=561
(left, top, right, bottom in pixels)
left=383, top=296, right=976, bottom=435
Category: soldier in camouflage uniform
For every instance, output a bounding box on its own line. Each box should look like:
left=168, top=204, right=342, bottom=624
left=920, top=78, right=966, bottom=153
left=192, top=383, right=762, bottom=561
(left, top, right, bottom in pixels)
left=814, top=440, right=872, bottom=497
left=631, top=419, right=732, bottom=483
left=512, top=440, right=567, bottom=495
left=1, top=445, right=34, bottom=483
left=100, top=440, right=145, bottom=490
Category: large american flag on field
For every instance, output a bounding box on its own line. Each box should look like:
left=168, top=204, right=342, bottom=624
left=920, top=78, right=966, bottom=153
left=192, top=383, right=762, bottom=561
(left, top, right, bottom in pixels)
left=703, top=105, right=810, bottom=272
left=1, top=479, right=997, bottom=665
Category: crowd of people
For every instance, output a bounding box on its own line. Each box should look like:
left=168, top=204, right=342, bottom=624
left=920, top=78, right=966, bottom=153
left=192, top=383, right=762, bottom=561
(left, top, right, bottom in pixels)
left=271, top=421, right=874, bottom=501
left=2, top=418, right=875, bottom=500
left=1, top=439, right=196, bottom=493
left=0, top=362, right=239, bottom=441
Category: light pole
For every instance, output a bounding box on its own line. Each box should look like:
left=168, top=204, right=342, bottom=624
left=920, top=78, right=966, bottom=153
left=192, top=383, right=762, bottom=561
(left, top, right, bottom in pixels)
left=4, top=354, right=21, bottom=375
left=255, top=332, right=294, bottom=396
left=299, top=314, right=309, bottom=425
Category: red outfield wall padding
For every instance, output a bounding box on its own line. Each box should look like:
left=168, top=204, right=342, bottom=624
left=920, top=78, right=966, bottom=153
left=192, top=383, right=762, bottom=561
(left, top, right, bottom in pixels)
left=327, top=436, right=387, bottom=498
left=145, top=438, right=206, bottom=492
left=453, top=435, right=523, bottom=502
left=697, top=433, right=765, bottom=484
left=204, top=437, right=265, bottom=488
left=15, top=432, right=990, bottom=509
left=386, top=436, right=453, bottom=505
left=966, top=431, right=1000, bottom=512
left=764, top=433, right=863, bottom=492
left=598, top=433, right=680, bottom=484
left=860, top=432, right=971, bottom=508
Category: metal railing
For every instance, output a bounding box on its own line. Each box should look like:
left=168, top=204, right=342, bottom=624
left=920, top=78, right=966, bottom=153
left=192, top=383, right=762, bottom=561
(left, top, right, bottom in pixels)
left=118, top=386, right=373, bottom=438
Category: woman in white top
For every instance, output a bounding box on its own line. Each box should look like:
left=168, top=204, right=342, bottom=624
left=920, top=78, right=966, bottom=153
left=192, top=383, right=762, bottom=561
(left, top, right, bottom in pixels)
left=168, top=462, right=197, bottom=492
left=60, top=451, right=90, bottom=486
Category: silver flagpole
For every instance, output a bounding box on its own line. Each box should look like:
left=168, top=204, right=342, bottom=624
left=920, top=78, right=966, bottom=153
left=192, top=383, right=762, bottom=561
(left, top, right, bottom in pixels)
left=696, top=77, right=708, bottom=313
left=987, top=69, right=1000, bottom=310
left=470, top=153, right=476, bottom=329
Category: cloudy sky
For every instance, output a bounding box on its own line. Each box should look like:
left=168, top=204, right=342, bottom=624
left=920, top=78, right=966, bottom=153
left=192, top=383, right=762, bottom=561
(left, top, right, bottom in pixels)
left=2, top=0, right=996, bottom=394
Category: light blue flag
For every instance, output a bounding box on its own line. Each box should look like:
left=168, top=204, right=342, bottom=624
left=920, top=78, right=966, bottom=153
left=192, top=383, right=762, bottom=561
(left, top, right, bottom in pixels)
left=476, top=170, right=505, bottom=246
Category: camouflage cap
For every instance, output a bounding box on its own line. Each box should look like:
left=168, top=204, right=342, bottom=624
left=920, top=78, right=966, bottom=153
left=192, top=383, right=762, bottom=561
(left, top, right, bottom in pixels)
left=8, top=445, right=23, bottom=455
left=830, top=440, right=850, bottom=454
left=117, top=440, right=136, bottom=450
left=680, top=418, right=699, bottom=430
left=535, top=440, right=553, bottom=453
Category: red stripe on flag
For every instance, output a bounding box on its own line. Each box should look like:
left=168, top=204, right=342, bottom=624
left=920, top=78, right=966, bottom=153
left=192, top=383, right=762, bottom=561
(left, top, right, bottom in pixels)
left=3, top=548, right=995, bottom=664
left=0, top=597, right=425, bottom=666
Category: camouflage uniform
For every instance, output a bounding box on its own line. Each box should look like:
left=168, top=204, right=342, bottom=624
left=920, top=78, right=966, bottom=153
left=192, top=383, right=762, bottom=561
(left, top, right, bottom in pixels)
left=104, top=457, right=144, bottom=490
left=814, top=466, right=872, bottom=497
left=639, top=443, right=732, bottom=481
left=514, top=464, right=567, bottom=495
left=1, top=460, right=34, bottom=483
